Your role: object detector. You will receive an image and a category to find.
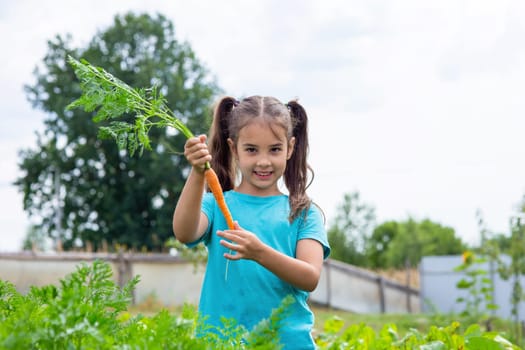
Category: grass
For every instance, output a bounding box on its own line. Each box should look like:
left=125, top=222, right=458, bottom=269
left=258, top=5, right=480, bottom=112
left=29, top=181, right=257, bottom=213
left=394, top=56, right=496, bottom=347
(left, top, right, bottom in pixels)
left=311, top=305, right=434, bottom=335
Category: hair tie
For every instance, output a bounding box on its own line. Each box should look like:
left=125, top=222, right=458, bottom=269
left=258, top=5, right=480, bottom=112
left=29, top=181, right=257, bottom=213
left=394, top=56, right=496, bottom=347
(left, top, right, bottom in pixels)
left=233, top=99, right=240, bottom=107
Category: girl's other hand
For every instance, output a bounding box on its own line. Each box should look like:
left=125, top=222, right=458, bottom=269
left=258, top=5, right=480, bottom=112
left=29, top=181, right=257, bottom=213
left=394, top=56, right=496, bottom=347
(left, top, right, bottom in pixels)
left=217, top=222, right=265, bottom=261
left=184, top=134, right=211, bottom=172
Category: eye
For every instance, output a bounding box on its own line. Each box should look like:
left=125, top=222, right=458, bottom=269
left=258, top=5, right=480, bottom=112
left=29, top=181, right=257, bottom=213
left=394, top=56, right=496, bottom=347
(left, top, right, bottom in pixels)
left=270, top=146, right=282, bottom=153
left=245, top=147, right=257, bottom=153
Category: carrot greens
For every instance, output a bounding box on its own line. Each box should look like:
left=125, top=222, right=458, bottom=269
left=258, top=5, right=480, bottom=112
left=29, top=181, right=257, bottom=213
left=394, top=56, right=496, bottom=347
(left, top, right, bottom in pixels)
left=66, top=55, right=194, bottom=156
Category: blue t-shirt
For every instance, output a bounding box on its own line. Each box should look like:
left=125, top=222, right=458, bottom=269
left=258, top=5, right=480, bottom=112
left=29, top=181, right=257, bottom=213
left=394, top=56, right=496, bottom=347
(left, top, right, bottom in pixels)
left=189, top=191, right=330, bottom=350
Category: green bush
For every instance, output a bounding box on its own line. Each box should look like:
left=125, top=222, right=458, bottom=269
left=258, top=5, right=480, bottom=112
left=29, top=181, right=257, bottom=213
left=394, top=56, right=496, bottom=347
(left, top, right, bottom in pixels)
left=0, top=261, right=520, bottom=349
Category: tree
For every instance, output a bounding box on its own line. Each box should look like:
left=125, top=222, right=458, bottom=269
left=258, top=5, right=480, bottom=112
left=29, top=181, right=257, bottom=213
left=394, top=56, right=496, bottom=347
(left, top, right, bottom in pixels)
left=366, top=220, right=399, bottom=268
left=22, top=225, right=50, bottom=252
left=327, top=191, right=376, bottom=266
left=366, top=218, right=466, bottom=269
left=16, top=12, right=221, bottom=251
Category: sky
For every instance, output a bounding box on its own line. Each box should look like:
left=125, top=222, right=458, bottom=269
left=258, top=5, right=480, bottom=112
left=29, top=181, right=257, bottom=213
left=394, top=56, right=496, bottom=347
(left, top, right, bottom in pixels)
left=1, top=0, right=525, bottom=252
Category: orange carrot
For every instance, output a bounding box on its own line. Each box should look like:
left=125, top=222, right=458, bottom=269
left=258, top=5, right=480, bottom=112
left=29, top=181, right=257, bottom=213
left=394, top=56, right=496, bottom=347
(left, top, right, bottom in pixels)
left=204, top=165, right=235, bottom=230
left=204, top=164, right=235, bottom=281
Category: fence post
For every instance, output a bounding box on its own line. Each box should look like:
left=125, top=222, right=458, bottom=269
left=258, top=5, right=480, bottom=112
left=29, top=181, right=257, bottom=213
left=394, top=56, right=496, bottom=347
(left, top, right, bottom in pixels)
left=117, top=250, right=134, bottom=304
left=117, top=249, right=125, bottom=288
left=378, top=276, right=386, bottom=313
left=406, top=260, right=412, bottom=313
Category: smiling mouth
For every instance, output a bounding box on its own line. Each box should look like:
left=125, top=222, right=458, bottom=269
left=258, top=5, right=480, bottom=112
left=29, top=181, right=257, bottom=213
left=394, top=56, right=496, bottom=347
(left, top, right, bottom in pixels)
left=254, top=171, right=273, bottom=179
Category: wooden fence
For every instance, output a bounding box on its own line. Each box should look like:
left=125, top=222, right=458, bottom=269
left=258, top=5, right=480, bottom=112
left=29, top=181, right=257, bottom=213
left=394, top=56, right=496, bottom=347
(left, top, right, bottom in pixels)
left=312, top=259, right=420, bottom=313
left=0, top=252, right=419, bottom=313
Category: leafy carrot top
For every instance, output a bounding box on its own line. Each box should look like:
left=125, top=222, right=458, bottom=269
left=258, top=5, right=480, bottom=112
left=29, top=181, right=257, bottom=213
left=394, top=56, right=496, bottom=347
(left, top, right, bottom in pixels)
left=67, top=55, right=194, bottom=156
left=67, top=55, right=236, bottom=246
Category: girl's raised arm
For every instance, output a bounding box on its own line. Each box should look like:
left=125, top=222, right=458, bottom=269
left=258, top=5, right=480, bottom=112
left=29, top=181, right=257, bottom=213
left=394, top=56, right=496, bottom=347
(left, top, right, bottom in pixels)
left=172, top=136, right=211, bottom=244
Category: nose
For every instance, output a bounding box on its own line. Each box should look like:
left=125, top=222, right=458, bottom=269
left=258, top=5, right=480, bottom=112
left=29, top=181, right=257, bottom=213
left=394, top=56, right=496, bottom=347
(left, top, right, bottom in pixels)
left=256, top=155, right=271, bottom=167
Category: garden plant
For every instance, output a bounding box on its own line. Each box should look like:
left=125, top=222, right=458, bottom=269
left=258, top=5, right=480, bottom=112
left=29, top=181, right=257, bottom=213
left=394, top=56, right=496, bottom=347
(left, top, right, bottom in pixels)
left=0, top=260, right=520, bottom=349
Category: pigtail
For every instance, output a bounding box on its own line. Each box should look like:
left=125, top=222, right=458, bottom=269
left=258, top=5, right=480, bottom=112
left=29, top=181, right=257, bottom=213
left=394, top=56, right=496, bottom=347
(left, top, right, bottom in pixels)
left=285, top=100, right=313, bottom=220
left=209, top=96, right=238, bottom=192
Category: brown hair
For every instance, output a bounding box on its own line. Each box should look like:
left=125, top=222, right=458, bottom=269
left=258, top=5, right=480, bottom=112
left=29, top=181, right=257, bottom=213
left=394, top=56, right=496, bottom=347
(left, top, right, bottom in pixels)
left=208, top=95, right=314, bottom=221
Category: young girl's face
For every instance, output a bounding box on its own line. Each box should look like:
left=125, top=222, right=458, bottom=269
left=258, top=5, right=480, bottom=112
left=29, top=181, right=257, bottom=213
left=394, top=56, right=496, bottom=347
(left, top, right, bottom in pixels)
left=229, top=120, right=295, bottom=196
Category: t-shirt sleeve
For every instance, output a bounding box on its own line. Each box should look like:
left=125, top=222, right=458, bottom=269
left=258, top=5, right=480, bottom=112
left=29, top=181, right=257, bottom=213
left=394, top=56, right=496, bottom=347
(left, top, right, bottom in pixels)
left=298, top=204, right=331, bottom=259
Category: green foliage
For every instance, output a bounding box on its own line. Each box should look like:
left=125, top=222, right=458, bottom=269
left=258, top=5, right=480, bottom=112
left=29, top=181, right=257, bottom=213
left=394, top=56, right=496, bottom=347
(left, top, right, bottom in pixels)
left=368, top=218, right=465, bottom=269
left=16, top=12, right=221, bottom=251
left=0, top=260, right=139, bottom=348
left=314, top=317, right=520, bottom=350
left=0, top=261, right=294, bottom=349
left=498, top=216, right=525, bottom=308
left=328, top=191, right=376, bottom=266
left=1, top=261, right=521, bottom=349
left=22, top=225, right=50, bottom=251
left=328, top=192, right=466, bottom=268
left=66, top=55, right=195, bottom=156
left=476, top=196, right=525, bottom=346
left=366, top=221, right=399, bottom=268
left=244, top=295, right=294, bottom=349
left=165, top=237, right=208, bottom=271
left=496, top=200, right=525, bottom=345
left=454, top=251, right=498, bottom=326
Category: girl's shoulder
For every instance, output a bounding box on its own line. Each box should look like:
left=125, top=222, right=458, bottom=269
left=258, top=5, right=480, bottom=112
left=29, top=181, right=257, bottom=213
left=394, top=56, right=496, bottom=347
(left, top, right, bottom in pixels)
left=308, top=201, right=325, bottom=221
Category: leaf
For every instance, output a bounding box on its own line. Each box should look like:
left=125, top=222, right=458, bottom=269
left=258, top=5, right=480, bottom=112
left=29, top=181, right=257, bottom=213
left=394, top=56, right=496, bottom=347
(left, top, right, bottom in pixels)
left=127, top=133, right=138, bottom=156
left=456, top=280, right=474, bottom=289
left=420, top=340, right=447, bottom=350
left=464, top=323, right=482, bottom=338
left=135, top=114, right=151, bottom=151
left=486, top=303, right=499, bottom=310
left=116, top=132, right=127, bottom=151
left=323, top=316, right=345, bottom=334
left=97, top=126, right=117, bottom=140
left=466, top=336, right=507, bottom=350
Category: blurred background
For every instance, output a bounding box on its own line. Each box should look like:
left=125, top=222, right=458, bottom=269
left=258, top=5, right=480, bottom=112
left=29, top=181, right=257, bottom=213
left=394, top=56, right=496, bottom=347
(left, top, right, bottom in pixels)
left=1, top=0, right=524, bottom=255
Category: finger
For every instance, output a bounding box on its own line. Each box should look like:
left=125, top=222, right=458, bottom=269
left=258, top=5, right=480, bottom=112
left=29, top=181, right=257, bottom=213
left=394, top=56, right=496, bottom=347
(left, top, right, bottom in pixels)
left=187, top=135, right=208, bottom=155
left=220, top=239, right=238, bottom=251
left=233, top=221, right=241, bottom=230
left=217, top=230, right=238, bottom=240
left=185, top=136, right=202, bottom=148
left=185, top=143, right=211, bottom=166
left=216, top=230, right=228, bottom=239
left=224, top=251, right=242, bottom=260
left=185, top=136, right=207, bottom=150
left=186, top=142, right=208, bottom=156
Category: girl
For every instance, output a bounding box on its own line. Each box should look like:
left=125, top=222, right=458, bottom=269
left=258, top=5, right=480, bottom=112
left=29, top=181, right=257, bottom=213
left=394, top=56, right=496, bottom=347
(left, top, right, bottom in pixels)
left=172, top=95, right=330, bottom=349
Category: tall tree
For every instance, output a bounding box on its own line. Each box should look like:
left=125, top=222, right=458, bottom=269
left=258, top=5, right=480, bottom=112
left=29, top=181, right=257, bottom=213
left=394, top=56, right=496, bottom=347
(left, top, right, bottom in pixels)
left=16, top=12, right=221, bottom=251
left=327, top=191, right=376, bottom=266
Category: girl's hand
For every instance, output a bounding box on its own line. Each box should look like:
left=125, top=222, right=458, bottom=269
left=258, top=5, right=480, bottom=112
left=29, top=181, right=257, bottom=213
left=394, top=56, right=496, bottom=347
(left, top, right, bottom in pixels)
left=218, top=222, right=324, bottom=291
left=184, top=135, right=211, bottom=172
left=217, top=222, right=265, bottom=261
